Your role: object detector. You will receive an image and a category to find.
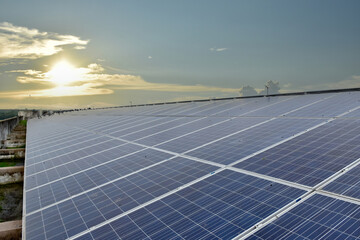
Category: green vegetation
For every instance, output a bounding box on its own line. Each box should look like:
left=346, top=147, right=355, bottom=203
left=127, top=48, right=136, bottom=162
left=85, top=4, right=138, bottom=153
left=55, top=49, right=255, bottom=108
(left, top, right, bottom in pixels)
left=6, top=145, right=26, bottom=149
left=0, top=162, right=17, bottom=167
left=0, top=110, right=18, bottom=120
left=19, top=119, right=27, bottom=126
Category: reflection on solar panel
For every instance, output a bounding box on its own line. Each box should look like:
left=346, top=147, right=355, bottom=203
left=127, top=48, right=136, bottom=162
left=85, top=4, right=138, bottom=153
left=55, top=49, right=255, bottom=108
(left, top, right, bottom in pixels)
left=23, top=89, right=360, bottom=239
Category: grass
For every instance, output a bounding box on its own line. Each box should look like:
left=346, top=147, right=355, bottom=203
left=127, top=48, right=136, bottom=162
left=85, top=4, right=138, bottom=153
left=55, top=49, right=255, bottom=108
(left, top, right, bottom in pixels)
left=19, top=119, right=27, bottom=127
left=0, top=162, right=16, bottom=167
left=6, top=145, right=25, bottom=149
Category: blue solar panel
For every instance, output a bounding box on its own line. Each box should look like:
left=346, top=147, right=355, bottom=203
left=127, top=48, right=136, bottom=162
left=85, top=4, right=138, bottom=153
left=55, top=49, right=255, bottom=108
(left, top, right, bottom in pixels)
left=25, top=148, right=173, bottom=213
left=120, top=117, right=202, bottom=141
left=241, top=94, right=329, bottom=117
left=323, top=165, right=360, bottom=199
left=25, top=142, right=143, bottom=191
left=157, top=117, right=270, bottom=154
left=26, top=136, right=111, bottom=165
left=23, top=90, right=360, bottom=240
left=286, top=92, right=360, bottom=117
left=246, top=194, right=360, bottom=240
left=341, top=107, right=360, bottom=118
left=134, top=117, right=226, bottom=146
left=76, top=170, right=305, bottom=240
left=25, top=157, right=218, bottom=239
left=26, top=131, right=97, bottom=160
left=234, top=118, right=360, bottom=186
left=25, top=138, right=126, bottom=176
left=186, top=118, right=323, bottom=165
left=210, top=96, right=287, bottom=117
left=106, top=117, right=197, bottom=137
left=173, top=99, right=242, bottom=116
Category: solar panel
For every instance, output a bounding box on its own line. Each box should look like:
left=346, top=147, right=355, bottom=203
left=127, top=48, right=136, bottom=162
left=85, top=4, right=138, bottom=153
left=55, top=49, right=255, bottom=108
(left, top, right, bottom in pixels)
left=286, top=92, right=360, bottom=117
left=234, top=118, right=360, bottom=186
left=157, top=117, right=270, bottom=153
left=23, top=90, right=360, bottom=240
left=245, top=194, right=360, bottom=239
left=73, top=170, right=306, bottom=240
left=25, top=142, right=143, bottom=189
left=186, top=118, right=323, bottom=165
left=25, top=148, right=173, bottom=213
left=25, top=157, right=218, bottom=239
left=341, top=107, right=360, bottom=118
left=133, top=117, right=227, bottom=146
left=240, top=93, right=331, bottom=117
left=323, top=164, right=360, bottom=199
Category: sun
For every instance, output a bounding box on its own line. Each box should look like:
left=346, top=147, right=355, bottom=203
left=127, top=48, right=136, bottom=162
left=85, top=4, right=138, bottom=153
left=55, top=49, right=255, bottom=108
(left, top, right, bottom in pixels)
left=47, top=60, right=78, bottom=86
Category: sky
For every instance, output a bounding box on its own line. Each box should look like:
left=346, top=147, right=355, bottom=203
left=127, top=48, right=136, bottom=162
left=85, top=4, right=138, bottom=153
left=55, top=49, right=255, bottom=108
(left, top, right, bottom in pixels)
left=0, top=0, right=359, bottom=109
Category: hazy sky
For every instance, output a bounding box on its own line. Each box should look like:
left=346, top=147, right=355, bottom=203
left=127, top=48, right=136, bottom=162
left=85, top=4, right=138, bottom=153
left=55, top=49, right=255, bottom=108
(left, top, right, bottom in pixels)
left=0, top=0, right=359, bottom=109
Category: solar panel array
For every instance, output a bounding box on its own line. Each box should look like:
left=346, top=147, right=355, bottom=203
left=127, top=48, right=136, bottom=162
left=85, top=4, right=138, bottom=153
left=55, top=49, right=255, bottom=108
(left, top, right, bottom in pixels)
left=23, top=90, right=360, bottom=240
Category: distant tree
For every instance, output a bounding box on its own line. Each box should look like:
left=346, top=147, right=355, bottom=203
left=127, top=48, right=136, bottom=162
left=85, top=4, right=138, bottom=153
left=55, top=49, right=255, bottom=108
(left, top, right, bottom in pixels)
left=239, top=85, right=258, bottom=97
left=259, top=80, right=280, bottom=95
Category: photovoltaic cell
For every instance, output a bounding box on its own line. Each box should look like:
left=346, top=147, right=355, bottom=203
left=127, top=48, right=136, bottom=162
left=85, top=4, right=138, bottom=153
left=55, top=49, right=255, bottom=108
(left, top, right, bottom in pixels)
left=78, top=170, right=305, bottom=240
left=157, top=117, right=270, bottom=154
left=25, top=142, right=142, bottom=190
left=240, top=94, right=329, bottom=117
left=23, top=90, right=360, bottom=240
left=25, top=138, right=125, bottom=175
left=186, top=118, right=323, bottom=165
left=25, top=136, right=111, bottom=166
left=246, top=194, right=360, bottom=240
left=341, top=107, right=360, bottom=118
left=234, top=118, right=360, bottom=186
left=25, top=157, right=218, bottom=239
left=210, top=96, right=290, bottom=117
left=25, top=148, right=173, bottom=213
left=323, top=165, right=360, bottom=199
left=26, top=131, right=96, bottom=159
left=118, top=116, right=203, bottom=140
left=104, top=117, right=191, bottom=136
left=286, top=92, right=360, bottom=117
left=134, top=117, right=226, bottom=146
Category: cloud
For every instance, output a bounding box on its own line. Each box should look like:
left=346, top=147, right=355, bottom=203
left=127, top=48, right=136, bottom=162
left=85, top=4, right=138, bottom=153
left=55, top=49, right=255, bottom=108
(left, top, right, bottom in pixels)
left=148, top=56, right=152, bottom=59
left=0, top=22, right=88, bottom=59
left=210, top=47, right=228, bottom=52
left=1, top=63, right=239, bottom=98
left=0, top=84, right=112, bottom=98
left=0, top=59, right=28, bottom=66
left=74, top=46, right=86, bottom=50
left=0, top=101, right=116, bottom=110
left=303, top=76, right=360, bottom=91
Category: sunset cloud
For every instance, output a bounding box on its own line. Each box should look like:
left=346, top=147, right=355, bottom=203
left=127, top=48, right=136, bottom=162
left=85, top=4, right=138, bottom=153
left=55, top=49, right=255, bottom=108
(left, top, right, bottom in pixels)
left=303, top=76, right=360, bottom=91
left=0, top=22, right=88, bottom=59
left=210, top=47, right=228, bottom=52
left=2, top=63, right=239, bottom=98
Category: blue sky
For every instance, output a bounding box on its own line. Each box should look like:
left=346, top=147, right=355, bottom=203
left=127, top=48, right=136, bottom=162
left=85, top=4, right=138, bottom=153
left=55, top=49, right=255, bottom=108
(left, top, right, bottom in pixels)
left=0, top=0, right=359, bottom=109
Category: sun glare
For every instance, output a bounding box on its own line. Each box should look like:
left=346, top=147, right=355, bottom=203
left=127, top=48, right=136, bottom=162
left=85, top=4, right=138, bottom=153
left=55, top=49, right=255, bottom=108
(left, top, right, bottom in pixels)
left=48, top=61, right=78, bottom=86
